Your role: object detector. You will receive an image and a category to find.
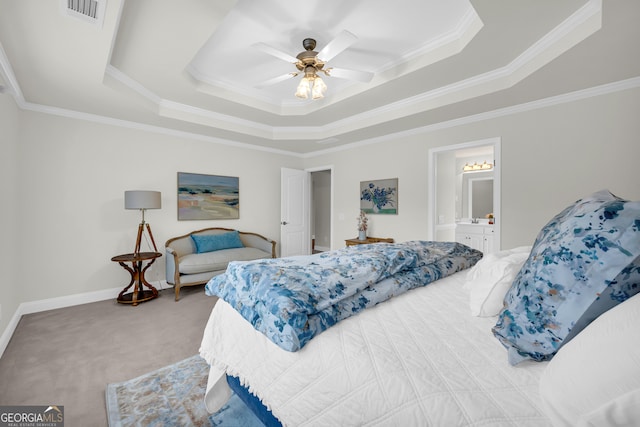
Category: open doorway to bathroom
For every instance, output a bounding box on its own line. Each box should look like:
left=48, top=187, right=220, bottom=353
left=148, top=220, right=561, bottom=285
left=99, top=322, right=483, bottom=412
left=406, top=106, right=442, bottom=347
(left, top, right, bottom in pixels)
left=428, top=138, right=501, bottom=253
left=310, top=168, right=332, bottom=253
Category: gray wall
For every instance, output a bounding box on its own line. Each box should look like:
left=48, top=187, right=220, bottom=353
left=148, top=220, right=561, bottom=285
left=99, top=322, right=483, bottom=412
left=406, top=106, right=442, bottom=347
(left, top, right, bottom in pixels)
left=0, top=93, right=20, bottom=338
left=304, top=87, right=640, bottom=249
left=1, top=85, right=639, bottom=347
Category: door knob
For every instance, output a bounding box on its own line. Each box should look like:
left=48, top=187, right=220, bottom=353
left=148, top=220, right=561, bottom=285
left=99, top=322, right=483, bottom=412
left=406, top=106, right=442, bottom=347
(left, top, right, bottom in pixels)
left=281, top=221, right=288, bottom=225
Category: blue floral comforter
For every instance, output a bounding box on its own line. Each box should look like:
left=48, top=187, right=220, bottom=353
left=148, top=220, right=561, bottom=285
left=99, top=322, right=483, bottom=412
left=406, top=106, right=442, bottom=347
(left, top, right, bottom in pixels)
left=205, top=240, right=482, bottom=351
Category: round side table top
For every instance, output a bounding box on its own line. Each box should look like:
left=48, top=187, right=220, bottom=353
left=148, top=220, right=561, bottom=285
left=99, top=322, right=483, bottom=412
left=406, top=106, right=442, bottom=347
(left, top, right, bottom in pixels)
left=111, top=252, right=162, bottom=262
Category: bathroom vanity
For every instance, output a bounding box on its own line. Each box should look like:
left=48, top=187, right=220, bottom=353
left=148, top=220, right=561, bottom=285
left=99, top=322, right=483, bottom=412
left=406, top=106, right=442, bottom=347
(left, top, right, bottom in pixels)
left=455, top=223, right=495, bottom=254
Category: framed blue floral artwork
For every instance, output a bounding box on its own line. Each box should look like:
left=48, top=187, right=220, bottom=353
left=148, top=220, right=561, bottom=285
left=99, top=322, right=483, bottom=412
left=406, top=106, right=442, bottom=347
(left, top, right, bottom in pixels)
left=360, top=178, right=398, bottom=214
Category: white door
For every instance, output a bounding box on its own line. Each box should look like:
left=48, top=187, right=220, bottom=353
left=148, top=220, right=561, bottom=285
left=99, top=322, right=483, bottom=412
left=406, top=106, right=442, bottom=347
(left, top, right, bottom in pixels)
left=281, top=168, right=311, bottom=257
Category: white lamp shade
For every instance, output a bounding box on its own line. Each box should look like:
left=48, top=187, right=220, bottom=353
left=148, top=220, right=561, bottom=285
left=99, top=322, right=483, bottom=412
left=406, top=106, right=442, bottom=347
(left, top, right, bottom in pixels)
left=124, top=190, right=161, bottom=210
left=295, top=77, right=311, bottom=99
left=311, top=77, right=327, bottom=99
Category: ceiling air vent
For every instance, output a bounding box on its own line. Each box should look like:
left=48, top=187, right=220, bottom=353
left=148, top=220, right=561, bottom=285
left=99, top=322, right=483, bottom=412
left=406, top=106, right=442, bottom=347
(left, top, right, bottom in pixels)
left=60, top=0, right=106, bottom=27
left=69, top=0, right=98, bottom=19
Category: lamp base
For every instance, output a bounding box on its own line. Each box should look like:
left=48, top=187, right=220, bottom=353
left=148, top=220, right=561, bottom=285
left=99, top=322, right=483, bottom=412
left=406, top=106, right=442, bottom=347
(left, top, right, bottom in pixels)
left=134, top=221, right=158, bottom=254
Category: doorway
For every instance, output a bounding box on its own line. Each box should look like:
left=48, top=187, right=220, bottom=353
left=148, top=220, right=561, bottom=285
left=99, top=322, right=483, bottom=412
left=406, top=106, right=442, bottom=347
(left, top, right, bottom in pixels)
left=311, top=169, right=332, bottom=253
left=280, top=166, right=332, bottom=257
left=428, top=138, right=501, bottom=251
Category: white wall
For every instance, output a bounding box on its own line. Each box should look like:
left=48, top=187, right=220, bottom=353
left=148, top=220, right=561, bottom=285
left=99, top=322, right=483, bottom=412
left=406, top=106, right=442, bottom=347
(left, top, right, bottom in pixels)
left=435, top=151, right=456, bottom=241
left=0, top=93, right=20, bottom=337
left=2, top=84, right=639, bottom=350
left=13, top=112, right=300, bottom=304
left=304, top=87, right=640, bottom=250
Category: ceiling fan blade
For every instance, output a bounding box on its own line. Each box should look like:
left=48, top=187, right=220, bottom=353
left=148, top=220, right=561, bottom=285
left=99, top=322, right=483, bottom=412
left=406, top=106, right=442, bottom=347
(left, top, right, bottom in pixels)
left=317, top=30, right=358, bottom=62
left=325, top=67, right=374, bottom=83
left=254, top=42, right=299, bottom=63
left=255, top=73, right=297, bottom=89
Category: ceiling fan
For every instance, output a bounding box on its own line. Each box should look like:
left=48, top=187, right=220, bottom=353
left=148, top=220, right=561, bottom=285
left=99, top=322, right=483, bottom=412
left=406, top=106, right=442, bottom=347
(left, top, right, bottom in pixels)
left=255, top=30, right=374, bottom=100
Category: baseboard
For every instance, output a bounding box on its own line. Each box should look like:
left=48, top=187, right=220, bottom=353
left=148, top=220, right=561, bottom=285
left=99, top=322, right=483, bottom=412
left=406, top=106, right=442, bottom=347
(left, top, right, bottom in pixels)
left=315, top=245, right=330, bottom=252
left=0, top=285, right=122, bottom=359
left=0, top=310, right=22, bottom=362
left=154, top=279, right=170, bottom=290
left=20, top=286, right=125, bottom=316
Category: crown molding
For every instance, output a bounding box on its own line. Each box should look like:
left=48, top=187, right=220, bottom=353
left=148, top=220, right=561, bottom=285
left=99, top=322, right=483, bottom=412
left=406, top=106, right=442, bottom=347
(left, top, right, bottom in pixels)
left=301, top=76, right=640, bottom=158
left=17, top=99, right=298, bottom=157
left=0, top=42, right=23, bottom=100
left=99, top=0, right=602, bottom=141
left=5, top=76, right=639, bottom=160
left=2, top=0, right=632, bottom=159
left=181, top=3, right=483, bottom=117
left=318, top=0, right=602, bottom=139
left=1, top=0, right=602, bottom=144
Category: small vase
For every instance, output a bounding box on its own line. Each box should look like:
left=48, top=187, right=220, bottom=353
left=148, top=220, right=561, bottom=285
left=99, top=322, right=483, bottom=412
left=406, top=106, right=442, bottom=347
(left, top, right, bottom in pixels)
left=358, top=230, right=367, bottom=241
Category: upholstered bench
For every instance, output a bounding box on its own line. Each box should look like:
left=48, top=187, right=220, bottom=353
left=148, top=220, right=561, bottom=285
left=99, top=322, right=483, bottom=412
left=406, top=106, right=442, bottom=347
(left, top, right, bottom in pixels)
left=165, top=227, right=276, bottom=301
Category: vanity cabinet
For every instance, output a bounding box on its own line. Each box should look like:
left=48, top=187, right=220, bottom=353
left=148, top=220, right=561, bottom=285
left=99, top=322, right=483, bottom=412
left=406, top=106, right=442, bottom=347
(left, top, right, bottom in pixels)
left=455, top=224, right=495, bottom=254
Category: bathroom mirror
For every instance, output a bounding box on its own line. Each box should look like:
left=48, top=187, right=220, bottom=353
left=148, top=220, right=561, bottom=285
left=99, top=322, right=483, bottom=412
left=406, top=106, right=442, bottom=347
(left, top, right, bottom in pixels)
left=460, top=172, right=493, bottom=219
left=469, top=177, right=493, bottom=218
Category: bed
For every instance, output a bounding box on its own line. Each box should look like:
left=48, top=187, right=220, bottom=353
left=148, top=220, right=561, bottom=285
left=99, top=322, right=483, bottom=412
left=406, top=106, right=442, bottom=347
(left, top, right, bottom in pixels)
left=199, top=190, right=640, bottom=426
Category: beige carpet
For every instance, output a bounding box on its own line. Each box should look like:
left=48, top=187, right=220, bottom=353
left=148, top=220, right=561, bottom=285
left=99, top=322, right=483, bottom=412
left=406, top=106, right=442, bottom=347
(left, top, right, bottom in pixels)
left=0, top=286, right=217, bottom=426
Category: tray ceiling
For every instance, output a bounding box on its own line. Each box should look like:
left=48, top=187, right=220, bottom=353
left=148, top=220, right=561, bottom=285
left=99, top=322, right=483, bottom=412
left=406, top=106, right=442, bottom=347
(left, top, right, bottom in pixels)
left=1, top=0, right=638, bottom=155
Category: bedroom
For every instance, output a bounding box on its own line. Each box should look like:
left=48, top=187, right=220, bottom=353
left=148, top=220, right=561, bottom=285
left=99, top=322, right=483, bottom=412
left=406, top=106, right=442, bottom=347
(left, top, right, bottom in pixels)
left=1, top=0, right=639, bottom=425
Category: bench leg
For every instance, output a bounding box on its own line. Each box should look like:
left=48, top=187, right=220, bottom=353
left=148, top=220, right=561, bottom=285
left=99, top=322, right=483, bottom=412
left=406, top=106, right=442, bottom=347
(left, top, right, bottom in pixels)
left=175, top=283, right=180, bottom=301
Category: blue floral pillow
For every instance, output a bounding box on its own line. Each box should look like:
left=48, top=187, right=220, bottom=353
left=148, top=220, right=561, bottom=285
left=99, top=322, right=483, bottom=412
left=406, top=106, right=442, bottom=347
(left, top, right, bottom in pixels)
left=493, top=190, right=640, bottom=364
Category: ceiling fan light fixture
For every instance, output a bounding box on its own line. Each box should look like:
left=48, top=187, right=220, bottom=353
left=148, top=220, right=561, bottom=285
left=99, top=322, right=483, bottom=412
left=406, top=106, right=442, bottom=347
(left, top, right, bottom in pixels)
left=258, top=32, right=371, bottom=102
left=295, top=77, right=312, bottom=99
left=311, top=76, right=327, bottom=100
left=295, top=65, right=327, bottom=100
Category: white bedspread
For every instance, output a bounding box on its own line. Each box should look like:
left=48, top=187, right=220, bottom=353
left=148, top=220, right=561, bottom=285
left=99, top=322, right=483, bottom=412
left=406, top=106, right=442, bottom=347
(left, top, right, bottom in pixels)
left=200, top=270, right=552, bottom=426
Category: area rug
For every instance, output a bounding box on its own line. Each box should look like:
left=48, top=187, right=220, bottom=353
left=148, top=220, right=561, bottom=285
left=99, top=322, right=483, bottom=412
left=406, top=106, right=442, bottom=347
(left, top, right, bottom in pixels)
left=105, top=355, right=263, bottom=426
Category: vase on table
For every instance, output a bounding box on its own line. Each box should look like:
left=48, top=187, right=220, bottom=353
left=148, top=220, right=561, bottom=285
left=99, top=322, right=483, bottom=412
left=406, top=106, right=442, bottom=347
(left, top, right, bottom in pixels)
left=358, top=230, right=367, bottom=241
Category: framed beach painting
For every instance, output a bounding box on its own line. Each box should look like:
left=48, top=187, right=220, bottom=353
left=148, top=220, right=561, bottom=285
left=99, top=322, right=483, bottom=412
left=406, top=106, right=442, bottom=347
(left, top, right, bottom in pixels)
left=360, top=178, right=398, bottom=214
left=177, top=172, right=239, bottom=220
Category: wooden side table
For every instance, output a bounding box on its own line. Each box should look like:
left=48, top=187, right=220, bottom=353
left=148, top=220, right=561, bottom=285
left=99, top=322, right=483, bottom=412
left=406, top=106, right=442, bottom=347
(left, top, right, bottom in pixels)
left=111, top=252, right=162, bottom=306
left=345, top=237, right=394, bottom=246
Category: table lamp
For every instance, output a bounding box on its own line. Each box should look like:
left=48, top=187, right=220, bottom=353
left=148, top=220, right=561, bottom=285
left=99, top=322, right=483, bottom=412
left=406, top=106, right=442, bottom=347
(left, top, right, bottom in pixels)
left=124, top=190, right=161, bottom=254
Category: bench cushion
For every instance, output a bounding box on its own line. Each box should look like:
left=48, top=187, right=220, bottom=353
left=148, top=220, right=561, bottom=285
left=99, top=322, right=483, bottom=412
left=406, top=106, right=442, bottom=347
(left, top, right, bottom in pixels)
left=179, top=247, right=271, bottom=275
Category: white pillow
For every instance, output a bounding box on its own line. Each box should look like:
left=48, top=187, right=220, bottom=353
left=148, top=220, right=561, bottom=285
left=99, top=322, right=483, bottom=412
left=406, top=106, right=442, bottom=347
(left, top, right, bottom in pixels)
left=466, top=246, right=531, bottom=317
left=539, top=292, right=640, bottom=427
